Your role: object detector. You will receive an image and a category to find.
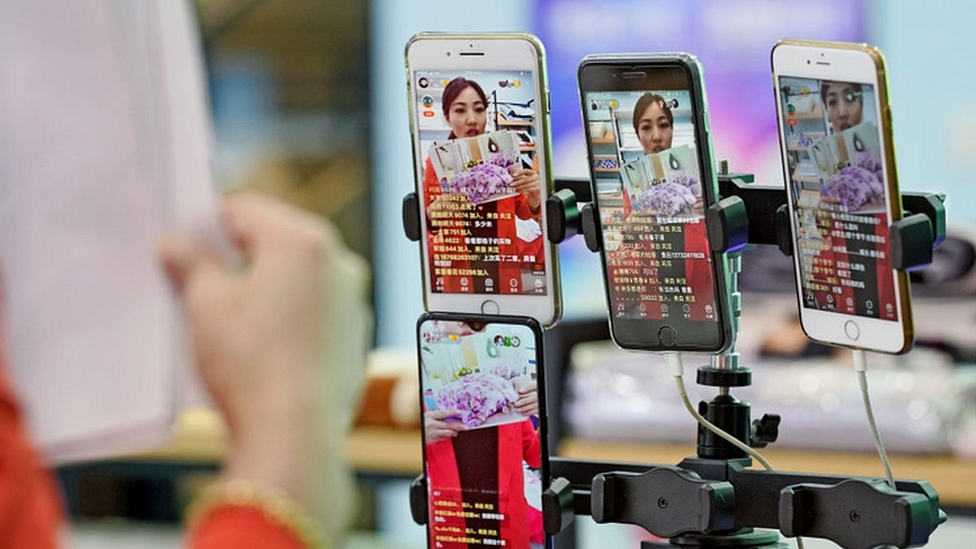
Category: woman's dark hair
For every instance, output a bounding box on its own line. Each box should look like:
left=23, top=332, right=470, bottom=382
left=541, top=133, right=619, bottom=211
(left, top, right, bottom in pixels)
left=441, top=77, right=489, bottom=118
left=819, top=81, right=862, bottom=104
left=632, top=93, right=673, bottom=134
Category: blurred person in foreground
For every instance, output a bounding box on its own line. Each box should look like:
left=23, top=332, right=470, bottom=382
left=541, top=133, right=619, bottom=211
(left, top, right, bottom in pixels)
left=0, top=193, right=361, bottom=549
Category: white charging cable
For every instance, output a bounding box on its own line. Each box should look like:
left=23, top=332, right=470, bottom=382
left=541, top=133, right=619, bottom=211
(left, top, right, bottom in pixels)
left=666, top=352, right=806, bottom=549
left=853, top=349, right=897, bottom=490
left=665, top=352, right=774, bottom=471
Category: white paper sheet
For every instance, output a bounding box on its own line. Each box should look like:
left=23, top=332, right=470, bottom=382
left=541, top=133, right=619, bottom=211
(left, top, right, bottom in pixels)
left=0, top=0, right=218, bottom=463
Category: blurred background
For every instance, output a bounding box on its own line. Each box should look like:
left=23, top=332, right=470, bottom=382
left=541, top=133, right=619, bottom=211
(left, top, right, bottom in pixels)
left=62, top=0, right=975, bottom=548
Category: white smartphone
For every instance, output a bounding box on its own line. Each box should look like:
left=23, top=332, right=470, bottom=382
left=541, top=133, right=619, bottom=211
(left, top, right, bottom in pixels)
left=772, top=39, right=913, bottom=354
left=405, top=33, right=561, bottom=327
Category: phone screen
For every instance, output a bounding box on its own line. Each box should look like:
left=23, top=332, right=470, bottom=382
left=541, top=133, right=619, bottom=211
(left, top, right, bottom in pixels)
left=776, top=77, right=898, bottom=321
left=418, top=316, right=546, bottom=549
left=412, top=70, right=548, bottom=297
left=580, top=62, right=725, bottom=350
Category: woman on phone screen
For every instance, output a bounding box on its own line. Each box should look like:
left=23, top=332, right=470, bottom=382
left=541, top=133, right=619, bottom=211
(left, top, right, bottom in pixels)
left=422, top=320, right=544, bottom=549
left=422, top=77, right=543, bottom=294
left=617, top=92, right=714, bottom=324
left=634, top=92, right=674, bottom=155
left=820, top=81, right=863, bottom=133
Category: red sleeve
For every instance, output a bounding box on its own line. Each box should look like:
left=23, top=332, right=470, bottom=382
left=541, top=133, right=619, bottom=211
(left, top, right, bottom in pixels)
left=187, top=506, right=308, bottom=549
left=513, top=192, right=538, bottom=221
left=424, top=156, right=442, bottom=207
left=512, top=161, right=542, bottom=221
left=520, top=419, right=541, bottom=469
left=424, top=156, right=446, bottom=238
left=0, top=303, right=64, bottom=549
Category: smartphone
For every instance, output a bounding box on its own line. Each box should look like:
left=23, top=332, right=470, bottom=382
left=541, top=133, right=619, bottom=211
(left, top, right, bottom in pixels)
left=406, top=33, right=561, bottom=327
left=417, top=312, right=548, bottom=549
left=577, top=54, right=731, bottom=352
left=771, top=39, right=913, bottom=354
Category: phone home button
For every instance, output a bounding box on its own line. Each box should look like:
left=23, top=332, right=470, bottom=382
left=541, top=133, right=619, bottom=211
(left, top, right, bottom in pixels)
left=481, top=300, right=500, bottom=315
left=844, top=320, right=860, bottom=341
left=658, top=326, right=677, bottom=347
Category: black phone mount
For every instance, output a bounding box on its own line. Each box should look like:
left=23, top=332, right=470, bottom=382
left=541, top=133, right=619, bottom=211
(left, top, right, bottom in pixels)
left=565, top=171, right=945, bottom=268
left=401, top=175, right=948, bottom=548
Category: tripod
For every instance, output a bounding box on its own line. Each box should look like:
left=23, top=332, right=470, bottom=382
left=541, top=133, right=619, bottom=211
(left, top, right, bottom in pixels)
left=403, top=172, right=947, bottom=548
left=541, top=173, right=946, bottom=548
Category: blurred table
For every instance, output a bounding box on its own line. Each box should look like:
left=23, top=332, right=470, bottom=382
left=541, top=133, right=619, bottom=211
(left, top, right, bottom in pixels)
left=128, top=410, right=976, bottom=507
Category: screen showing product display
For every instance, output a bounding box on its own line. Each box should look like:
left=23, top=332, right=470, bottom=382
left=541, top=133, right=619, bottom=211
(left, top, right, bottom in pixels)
left=418, top=317, right=545, bottom=549
left=776, top=77, right=897, bottom=321
left=412, top=70, right=547, bottom=297
left=582, top=88, right=718, bottom=324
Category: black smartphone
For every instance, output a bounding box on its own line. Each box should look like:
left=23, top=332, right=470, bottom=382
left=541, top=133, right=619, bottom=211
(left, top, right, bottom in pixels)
left=578, top=53, right=732, bottom=352
left=417, top=312, right=548, bottom=549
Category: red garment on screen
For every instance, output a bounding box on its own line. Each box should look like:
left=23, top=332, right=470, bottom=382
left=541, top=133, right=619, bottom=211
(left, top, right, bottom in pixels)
left=425, top=420, right=542, bottom=549
left=424, top=157, right=542, bottom=294
left=611, top=193, right=716, bottom=321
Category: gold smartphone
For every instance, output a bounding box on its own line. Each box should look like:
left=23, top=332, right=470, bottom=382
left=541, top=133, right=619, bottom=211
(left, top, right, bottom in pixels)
left=772, top=39, right=913, bottom=353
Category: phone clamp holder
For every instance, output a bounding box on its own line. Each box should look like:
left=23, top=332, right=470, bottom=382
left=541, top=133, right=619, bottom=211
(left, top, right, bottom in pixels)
left=540, top=173, right=945, bottom=549
left=707, top=173, right=946, bottom=270
left=403, top=176, right=947, bottom=548
left=402, top=192, right=422, bottom=242
left=404, top=187, right=573, bottom=544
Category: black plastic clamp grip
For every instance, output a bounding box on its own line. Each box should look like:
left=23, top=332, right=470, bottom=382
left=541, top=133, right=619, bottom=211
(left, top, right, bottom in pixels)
left=779, top=479, right=937, bottom=549
left=546, top=188, right=580, bottom=244
left=891, top=192, right=946, bottom=271
left=775, top=192, right=946, bottom=272
left=542, top=476, right=575, bottom=535
left=591, top=467, right=735, bottom=538
left=891, top=213, right=935, bottom=272
left=580, top=202, right=602, bottom=253
left=902, top=192, right=947, bottom=249
left=775, top=204, right=794, bottom=257
left=402, top=192, right=421, bottom=242
left=706, top=196, right=750, bottom=253
left=409, top=474, right=427, bottom=525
